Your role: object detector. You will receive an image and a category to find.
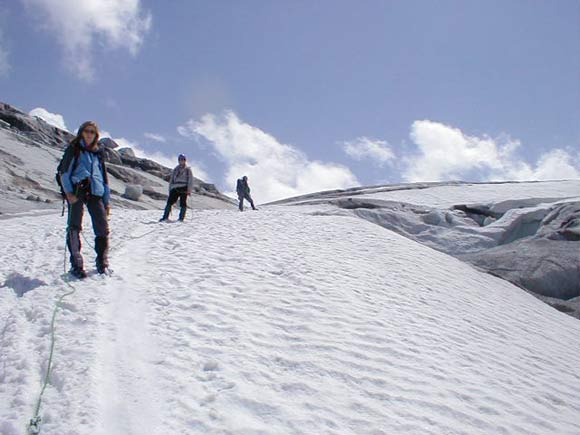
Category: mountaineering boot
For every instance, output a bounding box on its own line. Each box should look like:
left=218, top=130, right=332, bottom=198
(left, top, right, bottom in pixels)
left=95, top=236, right=109, bottom=274
left=97, top=265, right=112, bottom=275
left=70, top=267, right=87, bottom=279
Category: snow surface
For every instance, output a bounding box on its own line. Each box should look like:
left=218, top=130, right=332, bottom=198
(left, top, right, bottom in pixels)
left=1, top=185, right=580, bottom=434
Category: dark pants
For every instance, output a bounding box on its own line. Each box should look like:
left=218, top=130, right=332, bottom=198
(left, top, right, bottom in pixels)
left=238, top=193, right=256, bottom=211
left=67, top=196, right=109, bottom=270
left=162, top=188, right=188, bottom=220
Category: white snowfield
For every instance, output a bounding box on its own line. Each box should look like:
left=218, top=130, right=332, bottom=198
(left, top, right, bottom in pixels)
left=1, top=182, right=580, bottom=435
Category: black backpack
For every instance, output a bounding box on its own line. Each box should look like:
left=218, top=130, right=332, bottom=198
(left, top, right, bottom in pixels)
left=56, top=145, right=78, bottom=199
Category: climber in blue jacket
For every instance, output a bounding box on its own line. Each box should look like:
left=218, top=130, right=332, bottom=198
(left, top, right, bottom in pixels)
left=58, top=121, right=111, bottom=278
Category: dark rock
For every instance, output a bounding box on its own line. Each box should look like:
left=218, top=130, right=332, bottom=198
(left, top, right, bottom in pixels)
left=118, top=147, right=136, bottom=158
left=103, top=147, right=123, bottom=165
left=0, top=102, right=74, bottom=149
left=99, top=137, right=119, bottom=149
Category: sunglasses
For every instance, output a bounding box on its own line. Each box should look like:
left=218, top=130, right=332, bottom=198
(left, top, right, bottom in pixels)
left=83, top=129, right=97, bottom=135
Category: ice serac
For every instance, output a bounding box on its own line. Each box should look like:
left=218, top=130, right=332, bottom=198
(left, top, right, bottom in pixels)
left=461, top=201, right=580, bottom=300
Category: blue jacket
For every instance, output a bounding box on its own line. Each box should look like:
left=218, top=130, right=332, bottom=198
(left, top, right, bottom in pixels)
left=61, top=140, right=111, bottom=206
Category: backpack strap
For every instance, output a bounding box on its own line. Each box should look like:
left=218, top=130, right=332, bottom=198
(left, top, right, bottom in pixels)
left=57, top=144, right=80, bottom=192
left=97, top=147, right=109, bottom=185
left=57, top=144, right=80, bottom=215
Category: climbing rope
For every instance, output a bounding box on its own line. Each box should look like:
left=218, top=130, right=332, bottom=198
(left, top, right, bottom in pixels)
left=27, top=205, right=165, bottom=434
left=28, top=202, right=76, bottom=434
left=27, top=279, right=76, bottom=435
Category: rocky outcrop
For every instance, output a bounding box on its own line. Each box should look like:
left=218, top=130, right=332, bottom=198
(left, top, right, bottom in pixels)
left=0, top=102, right=74, bottom=149
left=99, top=137, right=119, bottom=149
left=118, top=147, right=136, bottom=158
left=103, top=147, right=123, bottom=165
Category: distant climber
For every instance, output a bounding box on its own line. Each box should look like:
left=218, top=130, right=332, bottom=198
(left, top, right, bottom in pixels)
left=57, top=121, right=111, bottom=278
left=236, top=176, right=257, bottom=211
left=160, top=154, right=194, bottom=222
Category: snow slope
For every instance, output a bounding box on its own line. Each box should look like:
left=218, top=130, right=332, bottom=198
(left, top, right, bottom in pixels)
left=1, top=195, right=580, bottom=434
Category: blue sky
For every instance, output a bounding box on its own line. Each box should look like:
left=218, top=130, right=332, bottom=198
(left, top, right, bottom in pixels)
left=1, top=0, right=578, bottom=201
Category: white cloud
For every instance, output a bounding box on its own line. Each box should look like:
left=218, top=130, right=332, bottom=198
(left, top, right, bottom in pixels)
left=144, top=132, right=166, bottom=143
left=178, top=111, right=359, bottom=202
left=403, top=120, right=580, bottom=182
left=21, top=0, right=152, bottom=81
left=343, top=136, right=395, bottom=166
left=505, top=148, right=580, bottom=181
left=29, top=107, right=68, bottom=131
left=108, top=135, right=210, bottom=182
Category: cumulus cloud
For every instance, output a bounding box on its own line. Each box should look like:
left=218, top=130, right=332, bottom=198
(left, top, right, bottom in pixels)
left=29, top=107, right=68, bottom=131
left=506, top=149, right=580, bottom=181
left=178, top=111, right=359, bottom=202
left=109, top=136, right=210, bottom=181
left=144, top=132, right=167, bottom=143
left=403, top=120, right=580, bottom=182
left=343, top=137, right=395, bottom=166
left=21, top=0, right=152, bottom=80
